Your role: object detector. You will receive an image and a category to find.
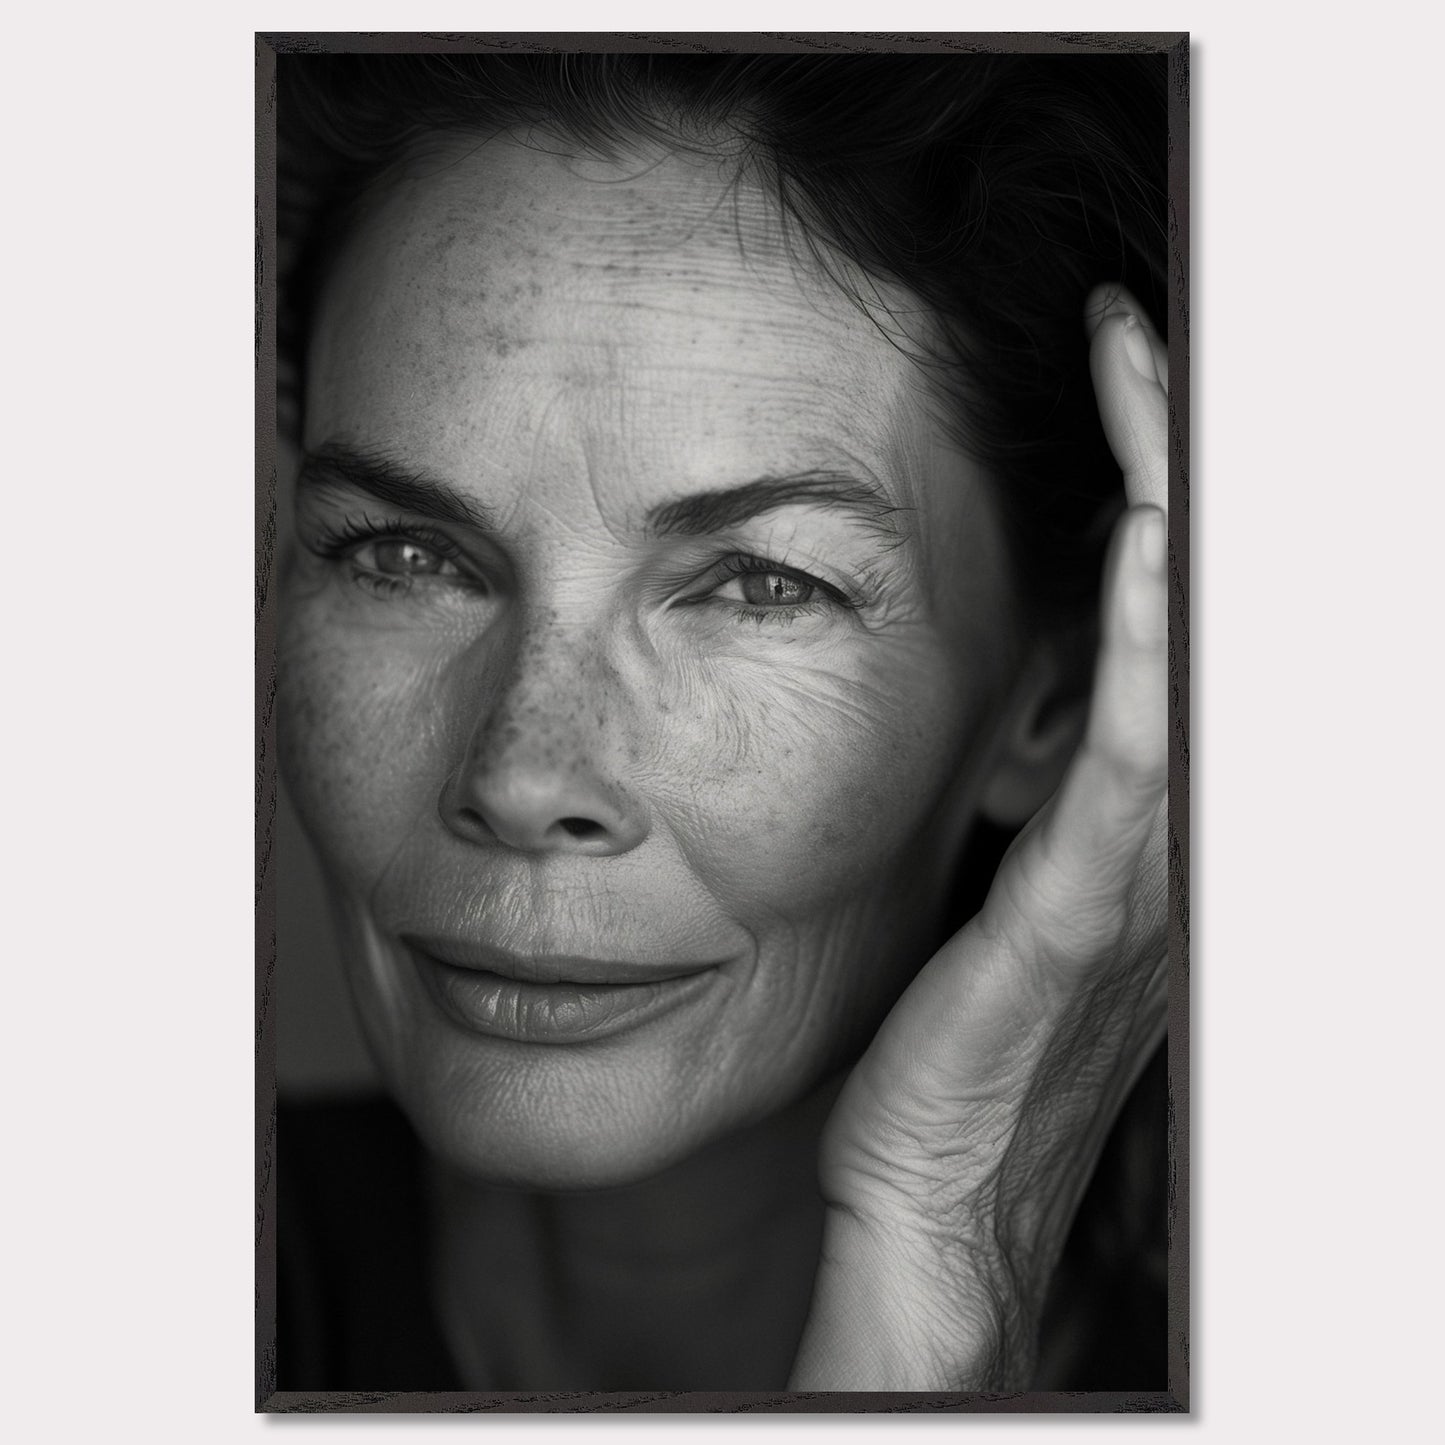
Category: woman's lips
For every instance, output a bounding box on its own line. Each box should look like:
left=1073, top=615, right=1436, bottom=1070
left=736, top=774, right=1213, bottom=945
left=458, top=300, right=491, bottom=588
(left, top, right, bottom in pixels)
left=405, top=935, right=720, bottom=985
left=404, top=937, right=723, bottom=1043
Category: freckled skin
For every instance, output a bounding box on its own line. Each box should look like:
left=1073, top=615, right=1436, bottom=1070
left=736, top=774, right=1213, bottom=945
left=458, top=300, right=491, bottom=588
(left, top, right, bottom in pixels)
left=279, top=135, right=1032, bottom=1188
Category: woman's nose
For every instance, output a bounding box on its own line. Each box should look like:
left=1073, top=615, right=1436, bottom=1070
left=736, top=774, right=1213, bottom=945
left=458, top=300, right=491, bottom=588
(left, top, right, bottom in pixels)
left=437, top=639, right=650, bottom=857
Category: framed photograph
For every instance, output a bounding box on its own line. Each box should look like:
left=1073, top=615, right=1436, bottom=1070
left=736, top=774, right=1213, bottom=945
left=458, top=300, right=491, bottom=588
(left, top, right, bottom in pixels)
left=256, top=30, right=1189, bottom=1415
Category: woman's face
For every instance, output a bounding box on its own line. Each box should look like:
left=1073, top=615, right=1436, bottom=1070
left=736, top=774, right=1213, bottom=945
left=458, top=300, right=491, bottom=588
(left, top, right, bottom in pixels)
left=280, top=134, right=1032, bottom=1187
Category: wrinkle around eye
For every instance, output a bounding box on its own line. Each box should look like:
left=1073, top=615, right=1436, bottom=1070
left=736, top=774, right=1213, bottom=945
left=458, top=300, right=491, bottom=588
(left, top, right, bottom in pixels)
left=758, top=665, right=918, bottom=741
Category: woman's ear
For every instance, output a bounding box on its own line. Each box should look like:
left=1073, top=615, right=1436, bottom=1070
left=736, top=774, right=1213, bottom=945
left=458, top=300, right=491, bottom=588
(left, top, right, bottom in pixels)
left=980, top=629, right=1093, bottom=828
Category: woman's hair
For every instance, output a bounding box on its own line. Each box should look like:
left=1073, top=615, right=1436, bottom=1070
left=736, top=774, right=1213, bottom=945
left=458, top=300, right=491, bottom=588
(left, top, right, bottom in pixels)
left=278, top=52, right=1167, bottom=625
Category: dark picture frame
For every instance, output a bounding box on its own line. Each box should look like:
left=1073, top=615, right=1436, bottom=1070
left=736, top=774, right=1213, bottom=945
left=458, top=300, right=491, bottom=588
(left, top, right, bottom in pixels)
left=255, top=29, right=1190, bottom=1415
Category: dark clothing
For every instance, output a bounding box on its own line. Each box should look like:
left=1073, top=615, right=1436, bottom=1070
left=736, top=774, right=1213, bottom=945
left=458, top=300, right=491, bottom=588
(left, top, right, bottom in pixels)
left=277, top=1097, right=462, bottom=1390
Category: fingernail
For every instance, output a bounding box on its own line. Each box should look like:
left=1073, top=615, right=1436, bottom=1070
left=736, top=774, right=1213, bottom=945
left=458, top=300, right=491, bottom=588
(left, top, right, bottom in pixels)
left=1123, top=315, right=1158, bottom=386
left=1137, top=506, right=1166, bottom=574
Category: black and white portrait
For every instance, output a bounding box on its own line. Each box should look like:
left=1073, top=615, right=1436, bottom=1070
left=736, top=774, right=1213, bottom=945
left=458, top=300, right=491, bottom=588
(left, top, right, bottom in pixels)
left=259, top=36, right=1186, bottom=1411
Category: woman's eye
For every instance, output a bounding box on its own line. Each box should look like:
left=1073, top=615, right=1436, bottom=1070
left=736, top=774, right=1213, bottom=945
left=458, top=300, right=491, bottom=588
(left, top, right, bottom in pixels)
left=717, top=570, right=817, bottom=608
left=690, top=555, right=860, bottom=624
left=306, top=519, right=485, bottom=600
left=355, top=538, right=460, bottom=578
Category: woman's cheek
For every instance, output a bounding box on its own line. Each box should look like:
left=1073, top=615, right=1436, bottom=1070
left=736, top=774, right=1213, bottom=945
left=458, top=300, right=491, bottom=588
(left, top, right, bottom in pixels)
left=658, top=638, right=985, bottom=909
left=278, top=611, right=458, bottom=890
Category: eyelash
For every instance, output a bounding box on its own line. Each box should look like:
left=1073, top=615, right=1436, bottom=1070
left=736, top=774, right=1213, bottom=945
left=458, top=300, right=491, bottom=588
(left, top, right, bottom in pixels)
left=304, top=515, right=856, bottom=624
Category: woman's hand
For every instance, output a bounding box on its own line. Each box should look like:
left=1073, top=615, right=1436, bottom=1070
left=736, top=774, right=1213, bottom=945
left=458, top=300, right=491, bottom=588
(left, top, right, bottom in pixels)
left=790, top=285, right=1171, bottom=1391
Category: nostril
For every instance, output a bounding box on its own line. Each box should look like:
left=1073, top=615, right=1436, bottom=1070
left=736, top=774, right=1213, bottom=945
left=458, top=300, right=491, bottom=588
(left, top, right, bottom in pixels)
left=557, top=817, right=606, bottom=841
left=458, top=805, right=491, bottom=836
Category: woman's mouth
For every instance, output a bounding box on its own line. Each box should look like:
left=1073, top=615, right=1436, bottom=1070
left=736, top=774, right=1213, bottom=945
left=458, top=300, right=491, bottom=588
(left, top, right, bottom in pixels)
left=404, top=937, right=723, bottom=1044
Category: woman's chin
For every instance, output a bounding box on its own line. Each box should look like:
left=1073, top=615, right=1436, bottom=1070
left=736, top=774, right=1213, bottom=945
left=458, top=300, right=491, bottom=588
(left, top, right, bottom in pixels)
left=402, top=1094, right=719, bottom=1193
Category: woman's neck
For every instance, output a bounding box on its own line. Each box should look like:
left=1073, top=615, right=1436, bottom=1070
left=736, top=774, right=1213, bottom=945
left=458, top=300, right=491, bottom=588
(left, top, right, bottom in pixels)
left=427, top=1071, right=846, bottom=1391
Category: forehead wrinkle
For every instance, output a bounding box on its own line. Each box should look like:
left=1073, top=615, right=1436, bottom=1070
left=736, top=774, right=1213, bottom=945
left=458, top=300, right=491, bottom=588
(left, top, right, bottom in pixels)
left=324, top=137, right=922, bottom=404
left=391, top=133, right=783, bottom=289
left=309, top=129, right=975, bottom=568
left=474, top=365, right=648, bottom=556
left=529, top=133, right=789, bottom=267
left=382, top=135, right=877, bottom=355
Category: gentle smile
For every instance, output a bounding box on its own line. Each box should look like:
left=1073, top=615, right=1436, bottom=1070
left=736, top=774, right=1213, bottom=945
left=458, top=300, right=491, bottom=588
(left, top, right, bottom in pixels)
left=405, top=937, right=724, bottom=1043
left=404, top=935, right=724, bottom=985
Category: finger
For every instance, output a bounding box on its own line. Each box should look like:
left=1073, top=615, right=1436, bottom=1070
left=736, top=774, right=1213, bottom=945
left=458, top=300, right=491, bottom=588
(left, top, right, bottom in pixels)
left=1083, top=282, right=1167, bottom=396
left=1089, top=311, right=1169, bottom=515
left=1076, top=504, right=1168, bottom=805
left=984, top=504, right=1167, bottom=959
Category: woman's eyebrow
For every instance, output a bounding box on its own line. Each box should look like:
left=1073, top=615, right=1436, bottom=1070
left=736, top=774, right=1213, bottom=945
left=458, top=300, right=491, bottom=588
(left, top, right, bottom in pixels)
left=644, top=471, right=910, bottom=542
left=298, top=446, right=910, bottom=544
left=296, top=442, right=493, bottom=530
